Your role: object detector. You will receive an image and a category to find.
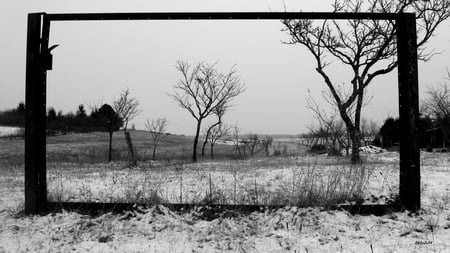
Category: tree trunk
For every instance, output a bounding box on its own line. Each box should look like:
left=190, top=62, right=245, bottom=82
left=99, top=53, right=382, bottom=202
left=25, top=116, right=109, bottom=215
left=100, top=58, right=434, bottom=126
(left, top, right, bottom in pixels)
left=152, top=144, right=157, bottom=160
left=201, top=138, right=208, bottom=157
left=443, top=133, right=446, bottom=149
left=210, top=143, right=214, bottom=159
left=108, top=131, right=113, bottom=162
left=125, top=131, right=137, bottom=167
left=235, top=142, right=242, bottom=157
left=349, top=129, right=361, bottom=164
left=192, top=119, right=202, bottom=162
left=201, top=121, right=221, bottom=157
left=346, top=134, right=350, bottom=156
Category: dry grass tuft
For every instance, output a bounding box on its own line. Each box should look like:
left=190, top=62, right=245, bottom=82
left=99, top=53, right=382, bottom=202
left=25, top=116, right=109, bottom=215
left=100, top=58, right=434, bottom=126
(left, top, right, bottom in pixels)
left=269, top=161, right=373, bottom=208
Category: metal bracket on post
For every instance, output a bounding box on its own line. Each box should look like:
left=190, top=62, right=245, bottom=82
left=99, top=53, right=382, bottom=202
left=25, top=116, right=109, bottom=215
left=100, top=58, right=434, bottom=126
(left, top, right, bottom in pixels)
left=43, top=44, right=58, bottom=70
left=396, top=13, right=421, bottom=211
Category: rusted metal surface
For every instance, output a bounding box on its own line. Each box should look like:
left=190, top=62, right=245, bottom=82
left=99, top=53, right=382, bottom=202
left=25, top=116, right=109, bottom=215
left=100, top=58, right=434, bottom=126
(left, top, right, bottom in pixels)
left=396, top=13, right=421, bottom=211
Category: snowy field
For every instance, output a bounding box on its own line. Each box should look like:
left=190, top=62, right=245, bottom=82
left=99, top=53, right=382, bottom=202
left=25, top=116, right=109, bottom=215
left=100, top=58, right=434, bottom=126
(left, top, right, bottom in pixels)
left=1, top=151, right=450, bottom=252
left=0, top=126, right=21, bottom=137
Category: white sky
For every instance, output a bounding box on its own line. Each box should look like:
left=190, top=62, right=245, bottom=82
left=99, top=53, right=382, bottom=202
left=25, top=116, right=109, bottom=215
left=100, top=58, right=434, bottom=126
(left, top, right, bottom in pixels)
left=1, top=0, right=449, bottom=135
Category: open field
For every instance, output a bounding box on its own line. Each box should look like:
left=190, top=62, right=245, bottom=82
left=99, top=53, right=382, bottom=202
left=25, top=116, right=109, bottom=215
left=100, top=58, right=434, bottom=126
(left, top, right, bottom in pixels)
left=0, top=126, right=22, bottom=138
left=1, top=131, right=450, bottom=252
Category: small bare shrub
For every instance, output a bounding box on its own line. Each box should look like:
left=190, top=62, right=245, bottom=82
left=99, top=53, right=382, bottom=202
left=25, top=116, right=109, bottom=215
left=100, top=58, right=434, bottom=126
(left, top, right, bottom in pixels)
left=271, top=160, right=373, bottom=208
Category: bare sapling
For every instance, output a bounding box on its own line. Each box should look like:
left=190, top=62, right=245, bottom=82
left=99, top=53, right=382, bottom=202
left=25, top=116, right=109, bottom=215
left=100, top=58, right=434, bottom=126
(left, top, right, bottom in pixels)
left=306, top=90, right=348, bottom=156
left=232, top=124, right=243, bottom=158
left=208, top=123, right=231, bottom=159
left=145, top=117, right=168, bottom=160
left=201, top=102, right=228, bottom=157
left=246, top=133, right=259, bottom=157
left=261, top=136, right=273, bottom=156
left=113, top=88, right=141, bottom=167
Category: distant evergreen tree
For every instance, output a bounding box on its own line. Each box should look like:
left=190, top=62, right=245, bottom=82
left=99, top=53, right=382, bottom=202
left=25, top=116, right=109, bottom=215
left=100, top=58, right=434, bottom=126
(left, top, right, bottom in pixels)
left=97, top=104, right=123, bottom=162
left=16, top=102, right=25, bottom=114
left=47, top=107, right=57, bottom=121
left=379, top=118, right=399, bottom=148
left=0, top=102, right=26, bottom=127
left=379, top=116, right=436, bottom=149
left=76, top=104, right=87, bottom=118
left=1, top=101, right=124, bottom=135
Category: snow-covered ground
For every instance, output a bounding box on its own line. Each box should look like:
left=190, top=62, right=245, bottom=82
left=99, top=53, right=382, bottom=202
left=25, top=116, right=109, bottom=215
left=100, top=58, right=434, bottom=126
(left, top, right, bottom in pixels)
left=1, top=151, right=450, bottom=252
left=0, top=126, right=21, bottom=137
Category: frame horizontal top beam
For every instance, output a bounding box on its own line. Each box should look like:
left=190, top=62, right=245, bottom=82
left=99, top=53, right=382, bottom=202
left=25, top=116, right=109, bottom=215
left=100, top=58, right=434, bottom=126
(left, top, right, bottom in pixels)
left=46, top=12, right=402, bottom=21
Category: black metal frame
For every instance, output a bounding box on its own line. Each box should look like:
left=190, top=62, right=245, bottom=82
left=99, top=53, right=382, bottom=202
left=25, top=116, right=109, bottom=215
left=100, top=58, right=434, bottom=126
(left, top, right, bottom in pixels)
left=25, top=12, right=420, bottom=214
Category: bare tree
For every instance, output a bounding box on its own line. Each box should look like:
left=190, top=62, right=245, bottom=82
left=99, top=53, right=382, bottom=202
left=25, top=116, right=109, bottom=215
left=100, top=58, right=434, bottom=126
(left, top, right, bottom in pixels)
left=208, top=123, right=231, bottom=158
left=113, top=88, right=141, bottom=167
left=306, top=91, right=348, bottom=155
left=244, top=133, right=259, bottom=157
left=169, top=60, right=245, bottom=162
left=421, top=73, right=450, bottom=148
left=283, top=0, right=450, bottom=163
left=261, top=136, right=274, bottom=156
left=360, top=118, right=379, bottom=146
left=201, top=102, right=228, bottom=157
left=145, top=117, right=168, bottom=160
left=231, top=124, right=244, bottom=157
left=114, top=88, right=141, bottom=130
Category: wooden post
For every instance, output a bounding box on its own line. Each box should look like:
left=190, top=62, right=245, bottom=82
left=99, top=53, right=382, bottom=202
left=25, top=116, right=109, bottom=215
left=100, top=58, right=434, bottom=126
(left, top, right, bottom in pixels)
left=396, top=13, right=420, bottom=211
left=25, top=13, right=48, bottom=214
left=124, top=131, right=137, bottom=167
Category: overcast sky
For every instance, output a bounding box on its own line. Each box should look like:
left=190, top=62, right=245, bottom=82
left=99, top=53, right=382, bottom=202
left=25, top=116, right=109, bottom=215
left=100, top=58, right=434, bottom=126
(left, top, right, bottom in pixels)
left=1, top=0, right=449, bottom=135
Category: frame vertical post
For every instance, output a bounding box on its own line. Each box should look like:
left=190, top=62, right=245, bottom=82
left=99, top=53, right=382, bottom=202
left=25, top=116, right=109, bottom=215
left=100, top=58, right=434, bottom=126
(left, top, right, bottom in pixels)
left=396, top=13, right=420, bottom=211
left=25, top=13, right=48, bottom=214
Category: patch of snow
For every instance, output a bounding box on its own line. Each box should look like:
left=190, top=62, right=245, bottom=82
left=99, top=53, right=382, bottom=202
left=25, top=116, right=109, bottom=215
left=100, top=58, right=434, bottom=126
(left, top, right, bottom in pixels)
left=0, top=126, right=22, bottom=137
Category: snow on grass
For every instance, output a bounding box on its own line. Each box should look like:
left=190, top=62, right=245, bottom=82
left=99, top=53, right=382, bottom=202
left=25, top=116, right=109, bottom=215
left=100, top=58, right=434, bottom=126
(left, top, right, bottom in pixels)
left=44, top=156, right=376, bottom=206
left=1, top=151, right=450, bottom=252
left=0, top=126, right=22, bottom=137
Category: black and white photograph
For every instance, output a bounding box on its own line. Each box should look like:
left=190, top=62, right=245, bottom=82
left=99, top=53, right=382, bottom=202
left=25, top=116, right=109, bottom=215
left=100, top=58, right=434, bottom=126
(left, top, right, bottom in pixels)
left=1, top=0, right=450, bottom=252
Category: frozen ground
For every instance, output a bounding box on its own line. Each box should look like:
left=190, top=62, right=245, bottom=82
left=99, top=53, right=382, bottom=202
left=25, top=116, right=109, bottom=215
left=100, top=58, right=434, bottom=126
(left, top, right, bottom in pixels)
left=1, top=151, right=450, bottom=252
left=0, top=126, right=21, bottom=137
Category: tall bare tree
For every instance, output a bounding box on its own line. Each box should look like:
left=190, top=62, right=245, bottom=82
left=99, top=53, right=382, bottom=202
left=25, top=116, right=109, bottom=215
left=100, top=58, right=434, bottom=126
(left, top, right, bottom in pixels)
left=113, top=88, right=141, bottom=167
left=145, top=117, right=168, bottom=160
left=283, top=0, right=450, bottom=163
left=169, top=60, right=245, bottom=162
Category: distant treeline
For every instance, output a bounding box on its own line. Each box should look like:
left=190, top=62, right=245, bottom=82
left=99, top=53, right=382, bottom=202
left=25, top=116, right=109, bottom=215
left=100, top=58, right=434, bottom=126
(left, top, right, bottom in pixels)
left=0, top=102, right=123, bottom=134
left=0, top=102, right=26, bottom=127
left=377, top=116, right=449, bottom=150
